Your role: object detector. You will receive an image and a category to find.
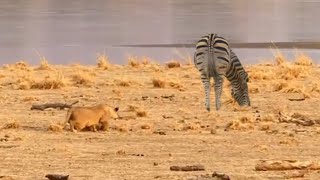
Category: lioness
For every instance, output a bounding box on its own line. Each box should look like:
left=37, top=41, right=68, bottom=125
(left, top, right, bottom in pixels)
left=65, top=104, right=119, bottom=132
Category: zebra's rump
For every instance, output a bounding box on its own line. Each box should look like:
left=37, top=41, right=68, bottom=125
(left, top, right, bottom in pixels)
left=194, top=34, right=230, bottom=77
left=193, top=33, right=250, bottom=111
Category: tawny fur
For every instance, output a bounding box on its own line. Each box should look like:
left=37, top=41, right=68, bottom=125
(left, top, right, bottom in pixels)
left=64, top=104, right=119, bottom=132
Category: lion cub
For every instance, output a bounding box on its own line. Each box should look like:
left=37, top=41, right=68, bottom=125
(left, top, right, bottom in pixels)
left=65, top=104, right=119, bottom=132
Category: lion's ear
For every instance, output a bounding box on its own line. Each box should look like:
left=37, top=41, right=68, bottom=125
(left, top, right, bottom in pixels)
left=114, top=107, right=119, bottom=112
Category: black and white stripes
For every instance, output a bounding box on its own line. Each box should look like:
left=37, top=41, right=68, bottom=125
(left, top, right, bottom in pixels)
left=194, top=33, right=250, bottom=111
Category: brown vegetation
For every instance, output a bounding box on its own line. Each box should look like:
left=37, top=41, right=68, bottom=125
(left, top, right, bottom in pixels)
left=166, top=60, right=181, bottom=68
left=152, top=77, right=166, bottom=88
left=47, top=124, right=63, bottom=132
left=2, top=121, right=20, bottom=129
left=97, top=53, right=111, bottom=70
left=71, top=71, right=94, bottom=86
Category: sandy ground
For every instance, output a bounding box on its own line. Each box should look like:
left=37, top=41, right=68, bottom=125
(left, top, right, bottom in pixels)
left=1, top=55, right=320, bottom=180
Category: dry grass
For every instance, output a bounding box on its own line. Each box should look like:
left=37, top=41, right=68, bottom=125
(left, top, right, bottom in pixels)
left=2, top=121, right=20, bottom=129
left=12, top=72, right=68, bottom=90
left=182, top=122, right=202, bottom=131
left=141, top=57, right=150, bottom=65
left=97, top=54, right=111, bottom=70
left=294, top=51, right=313, bottom=66
left=128, top=56, right=140, bottom=68
left=172, top=48, right=193, bottom=65
left=31, top=72, right=68, bottom=89
left=227, top=115, right=255, bottom=131
left=127, top=104, right=139, bottom=112
left=271, top=47, right=286, bottom=66
left=249, top=84, right=260, bottom=93
left=276, top=64, right=310, bottom=80
left=152, top=77, right=166, bottom=88
left=168, top=81, right=184, bottom=91
left=261, top=114, right=276, bottom=122
left=166, top=60, right=181, bottom=68
left=47, top=124, right=63, bottom=132
left=1, top=52, right=320, bottom=179
left=272, top=80, right=289, bottom=92
left=248, top=67, right=275, bottom=81
left=4, top=61, right=31, bottom=71
left=136, top=109, right=147, bottom=117
left=114, top=78, right=137, bottom=87
left=36, top=59, right=53, bottom=70
left=22, top=96, right=39, bottom=102
left=71, top=71, right=94, bottom=86
left=127, top=56, right=153, bottom=68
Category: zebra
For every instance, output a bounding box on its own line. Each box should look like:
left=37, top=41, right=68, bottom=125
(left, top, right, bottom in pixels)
left=194, top=33, right=250, bottom=111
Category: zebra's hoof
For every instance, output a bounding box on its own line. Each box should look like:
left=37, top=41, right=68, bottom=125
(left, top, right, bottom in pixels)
left=206, top=107, right=210, bottom=112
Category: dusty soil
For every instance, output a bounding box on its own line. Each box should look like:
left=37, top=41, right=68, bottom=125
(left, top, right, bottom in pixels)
left=1, top=56, right=320, bottom=180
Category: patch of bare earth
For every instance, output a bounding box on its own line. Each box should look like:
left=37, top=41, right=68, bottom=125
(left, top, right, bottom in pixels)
left=1, top=52, right=320, bottom=179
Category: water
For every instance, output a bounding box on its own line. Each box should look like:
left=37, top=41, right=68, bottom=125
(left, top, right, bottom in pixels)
left=1, top=0, right=320, bottom=65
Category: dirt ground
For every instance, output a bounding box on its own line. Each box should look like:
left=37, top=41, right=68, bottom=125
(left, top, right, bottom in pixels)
left=1, top=54, right=320, bottom=180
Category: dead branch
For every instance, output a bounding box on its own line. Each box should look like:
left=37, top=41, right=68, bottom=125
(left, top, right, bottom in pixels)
left=255, top=160, right=320, bottom=171
left=278, top=111, right=315, bottom=126
left=30, top=101, right=79, bottom=111
left=170, top=165, right=205, bottom=171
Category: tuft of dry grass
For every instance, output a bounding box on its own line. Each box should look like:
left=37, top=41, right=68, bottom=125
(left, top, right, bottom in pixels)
left=182, top=122, right=201, bottom=131
left=136, top=109, right=147, bottom=117
left=249, top=84, right=260, bottom=93
left=248, top=68, right=275, bottom=81
left=2, top=121, right=20, bottom=129
left=141, top=57, right=150, bottom=65
left=97, top=54, right=111, bottom=70
left=22, top=96, right=39, bottom=102
left=39, top=60, right=52, bottom=70
left=166, top=60, right=181, bottom=68
left=116, top=149, right=127, bottom=155
left=114, top=79, right=131, bottom=87
left=127, top=56, right=153, bottom=68
left=271, top=47, right=287, bottom=66
left=172, top=48, right=193, bottom=66
left=71, top=71, right=94, bottom=86
left=4, top=61, right=31, bottom=71
left=152, top=77, right=166, bottom=88
left=128, top=56, right=140, bottom=68
left=127, top=104, right=139, bottom=112
left=272, top=80, right=288, bottom=92
left=36, top=59, right=53, bottom=71
left=227, top=115, right=255, bottom=131
left=168, top=81, right=184, bottom=91
left=294, top=51, right=313, bottom=66
left=276, top=64, right=309, bottom=80
left=48, top=124, right=63, bottom=132
left=261, top=114, right=276, bottom=122
left=31, top=72, right=68, bottom=89
left=34, top=50, right=53, bottom=71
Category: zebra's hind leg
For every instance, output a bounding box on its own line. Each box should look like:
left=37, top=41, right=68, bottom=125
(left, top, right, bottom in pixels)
left=201, top=77, right=211, bottom=112
left=214, top=76, right=224, bottom=110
